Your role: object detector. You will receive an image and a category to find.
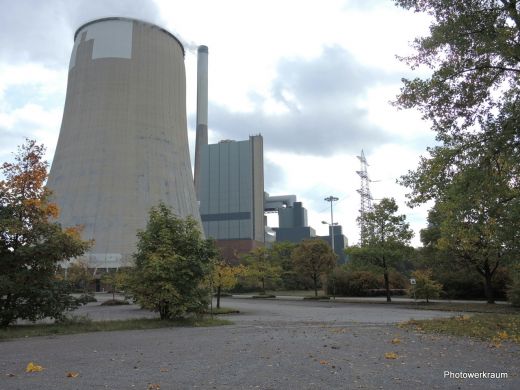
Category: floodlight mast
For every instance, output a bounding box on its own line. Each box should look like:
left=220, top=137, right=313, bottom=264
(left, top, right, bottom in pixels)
left=324, top=196, right=339, bottom=254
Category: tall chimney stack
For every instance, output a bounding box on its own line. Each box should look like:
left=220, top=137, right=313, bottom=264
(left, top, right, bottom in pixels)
left=194, top=45, right=208, bottom=200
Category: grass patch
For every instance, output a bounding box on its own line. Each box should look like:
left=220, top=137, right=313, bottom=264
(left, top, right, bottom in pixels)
left=100, top=299, right=130, bottom=306
left=303, top=296, right=330, bottom=300
left=402, top=313, right=520, bottom=345
left=207, top=307, right=240, bottom=315
left=401, top=301, right=519, bottom=314
left=0, top=317, right=231, bottom=341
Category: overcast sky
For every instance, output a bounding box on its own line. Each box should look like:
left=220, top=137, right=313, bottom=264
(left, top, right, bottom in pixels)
left=0, top=0, right=435, bottom=246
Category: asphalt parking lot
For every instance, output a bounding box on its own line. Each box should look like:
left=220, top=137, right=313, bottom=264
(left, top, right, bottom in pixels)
left=1, top=297, right=518, bottom=389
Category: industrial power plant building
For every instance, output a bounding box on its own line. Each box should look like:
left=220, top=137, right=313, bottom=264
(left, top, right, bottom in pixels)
left=47, top=18, right=200, bottom=269
left=198, top=136, right=265, bottom=260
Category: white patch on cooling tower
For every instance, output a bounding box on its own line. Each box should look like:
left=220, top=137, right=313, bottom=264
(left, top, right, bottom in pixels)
left=70, top=19, right=133, bottom=70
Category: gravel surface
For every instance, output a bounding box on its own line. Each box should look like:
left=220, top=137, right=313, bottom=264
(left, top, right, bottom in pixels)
left=1, top=297, right=518, bottom=389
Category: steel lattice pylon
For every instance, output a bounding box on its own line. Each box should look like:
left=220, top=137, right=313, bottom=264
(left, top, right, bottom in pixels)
left=356, top=150, right=373, bottom=245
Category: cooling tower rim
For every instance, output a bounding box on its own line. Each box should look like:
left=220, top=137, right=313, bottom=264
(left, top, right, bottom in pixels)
left=74, top=17, right=185, bottom=57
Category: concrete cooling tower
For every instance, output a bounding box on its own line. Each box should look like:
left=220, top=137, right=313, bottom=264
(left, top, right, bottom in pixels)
left=47, top=17, right=201, bottom=269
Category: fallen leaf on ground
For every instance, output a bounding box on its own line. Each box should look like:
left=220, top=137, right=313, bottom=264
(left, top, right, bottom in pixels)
left=391, top=338, right=401, bottom=344
left=319, top=360, right=329, bottom=365
left=497, top=331, right=508, bottom=340
left=148, top=384, right=161, bottom=390
left=26, top=362, right=44, bottom=372
left=160, top=368, right=169, bottom=372
left=384, top=352, right=399, bottom=359
left=66, top=371, right=79, bottom=378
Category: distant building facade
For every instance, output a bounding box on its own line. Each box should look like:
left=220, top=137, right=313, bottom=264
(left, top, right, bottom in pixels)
left=198, top=135, right=264, bottom=260
left=274, top=201, right=316, bottom=243
left=318, top=225, right=348, bottom=264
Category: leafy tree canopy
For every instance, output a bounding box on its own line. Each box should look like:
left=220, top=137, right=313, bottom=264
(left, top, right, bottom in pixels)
left=125, top=203, right=216, bottom=320
left=241, top=247, right=282, bottom=294
left=348, top=198, right=413, bottom=302
left=395, top=0, right=520, bottom=139
left=395, top=0, right=520, bottom=303
left=0, top=139, right=91, bottom=326
left=291, top=239, right=336, bottom=297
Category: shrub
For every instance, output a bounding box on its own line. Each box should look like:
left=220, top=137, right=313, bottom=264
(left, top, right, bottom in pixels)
left=507, top=266, right=520, bottom=307
left=409, top=269, right=443, bottom=303
left=326, top=268, right=380, bottom=296
left=100, top=299, right=129, bottom=306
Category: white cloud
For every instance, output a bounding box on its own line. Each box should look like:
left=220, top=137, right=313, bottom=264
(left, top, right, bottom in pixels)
left=0, top=0, right=436, bottom=246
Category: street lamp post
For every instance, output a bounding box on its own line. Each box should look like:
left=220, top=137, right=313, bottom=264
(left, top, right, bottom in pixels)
left=324, top=196, right=339, bottom=254
left=323, top=196, right=339, bottom=301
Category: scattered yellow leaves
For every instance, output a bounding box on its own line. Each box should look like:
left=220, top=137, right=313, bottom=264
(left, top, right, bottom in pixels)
left=497, top=331, right=508, bottom=340
left=66, top=372, right=79, bottom=378
left=391, top=338, right=401, bottom=344
left=148, top=384, right=161, bottom=390
left=319, top=360, right=329, bottom=365
left=384, top=352, right=399, bottom=360
left=25, top=362, right=44, bottom=373
left=457, top=315, right=471, bottom=321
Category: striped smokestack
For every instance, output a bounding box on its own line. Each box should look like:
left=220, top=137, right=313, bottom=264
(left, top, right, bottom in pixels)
left=194, top=45, right=208, bottom=200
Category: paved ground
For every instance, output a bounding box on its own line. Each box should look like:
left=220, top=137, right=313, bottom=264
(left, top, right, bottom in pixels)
left=1, top=297, right=519, bottom=389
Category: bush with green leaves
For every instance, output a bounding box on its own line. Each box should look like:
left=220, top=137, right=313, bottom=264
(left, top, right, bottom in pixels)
left=326, top=268, right=380, bottom=296
left=125, top=203, right=216, bottom=320
left=410, top=269, right=443, bottom=303
left=507, top=266, right=520, bottom=307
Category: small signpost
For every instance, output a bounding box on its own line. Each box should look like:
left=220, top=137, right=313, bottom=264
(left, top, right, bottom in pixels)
left=410, top=278, right=417, bottom=302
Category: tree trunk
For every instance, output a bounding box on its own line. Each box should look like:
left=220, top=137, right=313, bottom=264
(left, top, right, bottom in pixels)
left=314, top=274, right=318, bottom=297
left=217, top=285, right=221, bottom=309
left=382, top=257, right=391, bottom=302
left=261, top=277, right=265, bottom=294
left=484, top=271, right=495, bottom=304
left=384, top=271, right=391, bottom=302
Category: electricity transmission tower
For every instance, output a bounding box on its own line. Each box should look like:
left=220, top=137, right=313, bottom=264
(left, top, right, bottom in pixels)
left=356, top=150, right=373, bottom=245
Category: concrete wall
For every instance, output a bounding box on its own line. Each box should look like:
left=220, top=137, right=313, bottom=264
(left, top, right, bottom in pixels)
left=47, top=18, right=200, bottom=268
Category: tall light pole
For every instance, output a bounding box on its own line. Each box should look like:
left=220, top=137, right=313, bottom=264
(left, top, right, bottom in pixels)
left=324, top=196, right=339, bottom=255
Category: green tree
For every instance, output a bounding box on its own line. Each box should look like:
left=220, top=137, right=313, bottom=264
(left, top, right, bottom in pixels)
left=241, top=247, right=282, bottom=294
left=67, top=260, right=94, bottom=293
left=210, top=260, right=245, bottom=308
left=410, top=269, right=443, bottom=303
left=0, top=140, right=91, bottom=326
left=267, top=241, right=310, bottom=290
left=507, top=265, right=520, bottom=307
left=394, top=0, right=520, bottom=138
left=125, top=203, right=216, bottom=320
left=347, top=198, right=413, bottom=302
left=101, top=268, right=128, bottom=301
left=395, top=0, right=520, bottom=303
left=291, top=239, right=336, bottom=297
